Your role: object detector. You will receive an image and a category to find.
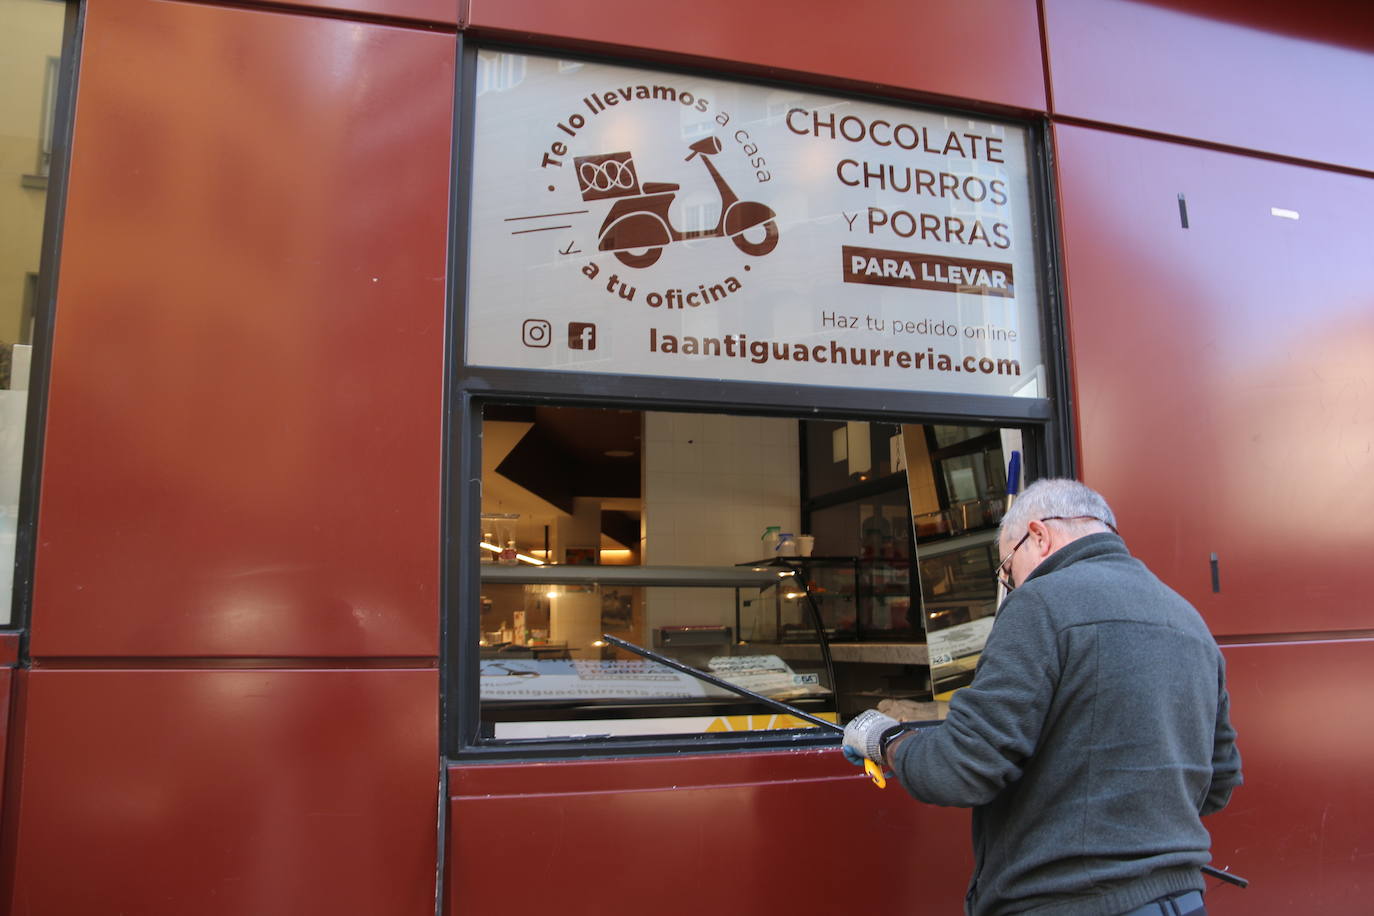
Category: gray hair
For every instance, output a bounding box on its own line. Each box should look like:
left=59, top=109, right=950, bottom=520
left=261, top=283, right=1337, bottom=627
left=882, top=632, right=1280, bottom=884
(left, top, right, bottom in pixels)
left=999, top=478, right=1117, bottom=542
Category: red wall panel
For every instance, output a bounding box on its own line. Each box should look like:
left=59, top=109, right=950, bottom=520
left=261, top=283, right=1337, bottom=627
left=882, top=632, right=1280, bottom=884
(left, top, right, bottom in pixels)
left=277, top=0, right=455, bottom=27
left=0, top=661, right=12, bottom=840
left=449, top=749, right=973, bottom=915
left=1206, top=639, right=1374, bottom=914
left=8, top=668, right=438, bottom=915
left=33, top=0, right=453, bottom=658
left=1055, top=123, right=1374, bottom=636
left=466, top=0, right=1047, bottom=112
left=1044, top=0, right=1374, bottom=171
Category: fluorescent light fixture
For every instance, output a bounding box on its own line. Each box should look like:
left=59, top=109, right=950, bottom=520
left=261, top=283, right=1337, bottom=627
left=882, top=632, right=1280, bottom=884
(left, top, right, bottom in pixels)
left=1271, top=207, right=1299, bottom=220
left=481, top=541, right=543, bottom=565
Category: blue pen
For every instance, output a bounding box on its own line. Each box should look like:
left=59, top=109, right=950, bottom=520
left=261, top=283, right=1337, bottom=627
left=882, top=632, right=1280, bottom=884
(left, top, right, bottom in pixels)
left=1005, top=450, right=1021, bottom=509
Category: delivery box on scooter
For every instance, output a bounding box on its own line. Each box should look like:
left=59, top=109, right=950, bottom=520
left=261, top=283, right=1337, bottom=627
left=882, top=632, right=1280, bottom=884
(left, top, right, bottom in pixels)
left=575, top=151, right=642, bottom=201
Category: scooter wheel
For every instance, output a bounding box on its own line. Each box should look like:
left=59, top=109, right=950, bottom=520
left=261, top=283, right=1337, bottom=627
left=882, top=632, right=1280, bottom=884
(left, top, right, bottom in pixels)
left=615, top=247, right=663, bottom=268
left=732, top=220, right=779, bottom=256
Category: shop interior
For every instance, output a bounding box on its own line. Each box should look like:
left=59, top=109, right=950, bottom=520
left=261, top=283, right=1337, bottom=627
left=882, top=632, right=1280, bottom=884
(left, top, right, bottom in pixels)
left=477, top=403, right=1017, bottom=739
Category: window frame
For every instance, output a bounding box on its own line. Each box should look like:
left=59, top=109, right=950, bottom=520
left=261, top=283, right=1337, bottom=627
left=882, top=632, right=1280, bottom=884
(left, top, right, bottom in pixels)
left=3, top=0, right=82, bottom=635
left=443, top=38, right=1075, bottom=761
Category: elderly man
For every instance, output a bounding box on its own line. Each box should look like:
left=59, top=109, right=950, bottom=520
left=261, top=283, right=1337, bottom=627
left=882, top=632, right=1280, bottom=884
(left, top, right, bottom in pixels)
left=844, top=478, right=1241, bottom=916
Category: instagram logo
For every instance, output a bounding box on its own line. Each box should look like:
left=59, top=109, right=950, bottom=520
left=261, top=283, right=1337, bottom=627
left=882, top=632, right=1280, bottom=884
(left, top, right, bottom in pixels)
left=568, top=322, right=597, bottom=351
left=521, top=318, right=552, bottom=348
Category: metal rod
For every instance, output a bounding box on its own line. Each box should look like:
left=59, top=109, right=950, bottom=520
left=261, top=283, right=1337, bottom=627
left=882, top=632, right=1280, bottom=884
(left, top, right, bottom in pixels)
left=1200, top=864, right=1248, bottom=888
left=600, top=633, right=841, bottom=733
left=774, top=564, right=837, bottom=710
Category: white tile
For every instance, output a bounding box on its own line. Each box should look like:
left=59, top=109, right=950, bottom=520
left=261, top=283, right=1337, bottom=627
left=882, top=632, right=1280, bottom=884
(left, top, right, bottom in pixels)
left=763, top=477, right=800, bottom=508
left=700, top=441, right=733, bottom=472
left=745, top=474, right=774, bottom=506
left=675, top=512, right=709, bottom=539
left=718, top=473, right=746, bottom=503
left=644, top=412, right=674, bottom=444
left=672, top=413, right=704, bottom=442
left=700, top=412, right=733, bottom=443
left=670, top=470, right=704, bottom=499
left=670, top=443, right=702, bottom=474
left=644, top=469, right=674, bottom=496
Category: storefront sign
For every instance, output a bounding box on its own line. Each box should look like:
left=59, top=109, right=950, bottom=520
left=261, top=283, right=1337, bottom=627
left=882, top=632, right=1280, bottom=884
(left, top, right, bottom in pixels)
left=466, top=52, right=1045, bottom=398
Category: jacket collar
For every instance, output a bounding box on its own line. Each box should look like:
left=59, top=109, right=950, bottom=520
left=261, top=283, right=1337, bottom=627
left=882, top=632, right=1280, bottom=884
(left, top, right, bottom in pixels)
left=1021, top=531, right=1128, bottom=586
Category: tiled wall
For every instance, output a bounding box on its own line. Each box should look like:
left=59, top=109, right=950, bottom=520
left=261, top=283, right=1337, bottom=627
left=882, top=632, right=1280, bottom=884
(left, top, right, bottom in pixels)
left=642, top=411, right=800, bottom=634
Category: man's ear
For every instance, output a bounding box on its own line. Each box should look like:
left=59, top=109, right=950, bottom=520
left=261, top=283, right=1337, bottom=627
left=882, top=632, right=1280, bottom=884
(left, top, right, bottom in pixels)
left=1026, top=518, right=1055, bottom=559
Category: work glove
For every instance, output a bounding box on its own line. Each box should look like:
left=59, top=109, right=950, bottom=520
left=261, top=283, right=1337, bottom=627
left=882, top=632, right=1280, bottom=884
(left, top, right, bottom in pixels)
left=842, top=708, right=902, bottom=766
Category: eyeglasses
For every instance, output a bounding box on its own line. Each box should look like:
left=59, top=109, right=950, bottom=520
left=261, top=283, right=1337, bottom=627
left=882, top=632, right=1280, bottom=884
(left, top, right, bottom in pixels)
left=997, top=516, right=1119, bottom=592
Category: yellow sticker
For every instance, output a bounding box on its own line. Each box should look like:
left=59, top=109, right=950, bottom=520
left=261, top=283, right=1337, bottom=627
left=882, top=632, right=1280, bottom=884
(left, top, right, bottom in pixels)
left=705, top=712, right=839, bottom=732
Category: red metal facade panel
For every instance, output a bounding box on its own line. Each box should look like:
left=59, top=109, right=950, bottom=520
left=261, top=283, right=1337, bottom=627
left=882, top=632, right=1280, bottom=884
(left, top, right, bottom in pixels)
left=275, top=0, right=456, bottom=26
left=0, top=636, right=17, bottom=860
left=449, top=749, right=974, bottom=914
left=1205, top=639, right=1374, bottom=914
left=7, top=668, right=438, bottom=915
left=1055, top=123, right=1374, bottom=636
left=1043, top=0, right=1374, bottom=171
left=0, top=668, right=10, bottom=839
left=465, top=0, right=1047, bottom=112
left=32, top=0, right=453, bottom=658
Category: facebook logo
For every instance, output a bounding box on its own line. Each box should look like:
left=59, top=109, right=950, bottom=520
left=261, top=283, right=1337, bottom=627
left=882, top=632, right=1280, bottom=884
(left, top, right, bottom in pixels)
left=568, top=322, right=597, bottom=350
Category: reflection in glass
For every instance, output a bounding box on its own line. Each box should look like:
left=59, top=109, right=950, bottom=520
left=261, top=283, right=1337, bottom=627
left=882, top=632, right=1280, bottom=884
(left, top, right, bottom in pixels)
left=905, top=424, right=1019, bottom=697
left=1, top=0, right=66, bottom=624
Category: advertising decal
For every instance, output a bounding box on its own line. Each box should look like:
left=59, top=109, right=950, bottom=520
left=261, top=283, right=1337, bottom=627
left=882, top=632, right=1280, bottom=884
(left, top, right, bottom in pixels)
left=466, top=52, right=1045, bottom=399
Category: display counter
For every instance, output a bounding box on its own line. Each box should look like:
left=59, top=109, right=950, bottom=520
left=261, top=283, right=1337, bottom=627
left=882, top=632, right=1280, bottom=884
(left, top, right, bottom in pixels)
left=477, top=563, right=835, bottom=738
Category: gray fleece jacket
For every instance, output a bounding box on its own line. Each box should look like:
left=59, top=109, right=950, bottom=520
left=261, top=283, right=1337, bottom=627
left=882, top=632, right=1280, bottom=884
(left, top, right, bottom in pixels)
left=890, top=533, right=1241, bottom=916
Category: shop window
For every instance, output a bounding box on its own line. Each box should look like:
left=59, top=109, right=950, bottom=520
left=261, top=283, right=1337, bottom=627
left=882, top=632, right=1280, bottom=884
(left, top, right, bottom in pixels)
left=1, top=0, right=68, bottom=625
left=474, top=402, right=1021, bottom=740
left=477, top=403, right=833, bottom=740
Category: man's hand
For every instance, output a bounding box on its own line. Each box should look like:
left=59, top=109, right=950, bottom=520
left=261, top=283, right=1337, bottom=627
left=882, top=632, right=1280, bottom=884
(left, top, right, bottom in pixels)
left=843, top=708, right=901, bottom=766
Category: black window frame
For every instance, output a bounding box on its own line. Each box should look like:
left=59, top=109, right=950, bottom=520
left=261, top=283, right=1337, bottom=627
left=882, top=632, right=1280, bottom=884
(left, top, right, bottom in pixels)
left=3, top=0, right=83, bottom=642
left=443, top=37, right=1075, bottom=762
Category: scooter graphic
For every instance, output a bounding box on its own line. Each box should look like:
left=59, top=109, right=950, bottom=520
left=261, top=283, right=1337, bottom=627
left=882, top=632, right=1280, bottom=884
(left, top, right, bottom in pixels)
left=577, top=137, right=780, bottom=269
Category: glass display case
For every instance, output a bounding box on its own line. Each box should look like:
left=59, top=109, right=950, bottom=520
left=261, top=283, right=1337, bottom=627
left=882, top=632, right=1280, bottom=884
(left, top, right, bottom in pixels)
left=916, top=529, right=999, bottom=694
left=755, top=556, right=919, bottom=642
left=477, top=564, right=836, bottom=740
